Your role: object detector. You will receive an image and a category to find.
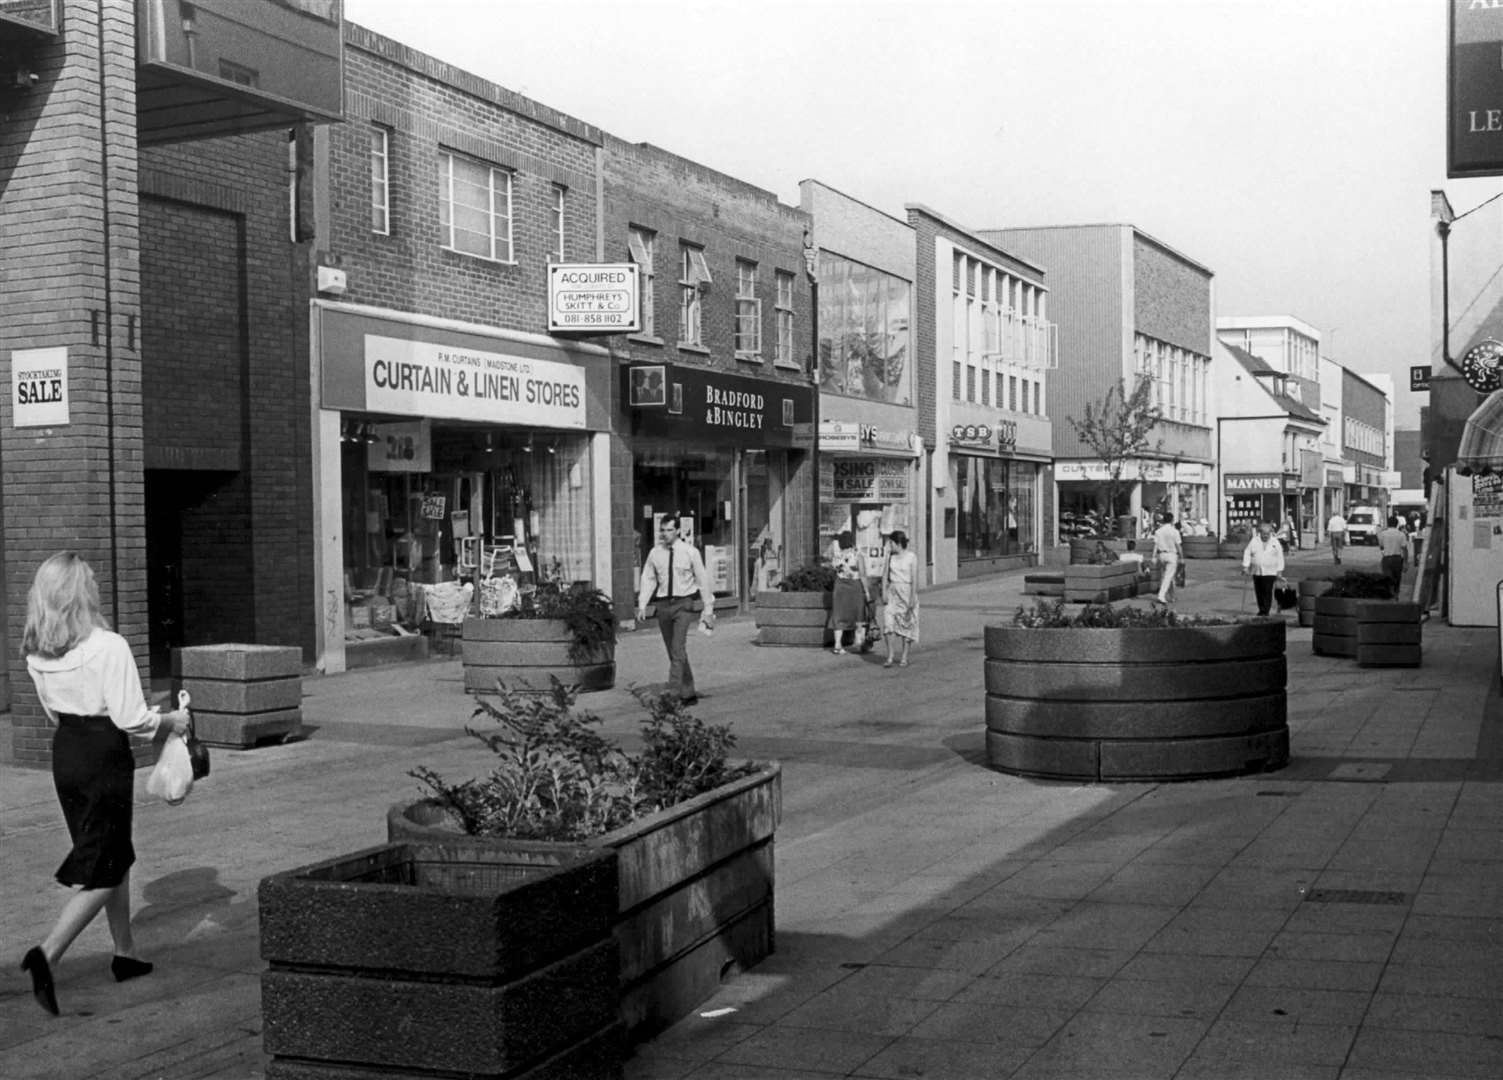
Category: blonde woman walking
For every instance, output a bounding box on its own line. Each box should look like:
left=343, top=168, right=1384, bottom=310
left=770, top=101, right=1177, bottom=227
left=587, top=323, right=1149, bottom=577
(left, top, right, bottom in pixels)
left=19, top=552, right=191, bottom=1016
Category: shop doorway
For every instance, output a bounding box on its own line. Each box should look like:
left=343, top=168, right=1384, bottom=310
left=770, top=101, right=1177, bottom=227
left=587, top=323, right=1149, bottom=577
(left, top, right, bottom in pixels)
left=743, top=450, right=785, bottom=594
left=145, top=470, right=253, bottom=681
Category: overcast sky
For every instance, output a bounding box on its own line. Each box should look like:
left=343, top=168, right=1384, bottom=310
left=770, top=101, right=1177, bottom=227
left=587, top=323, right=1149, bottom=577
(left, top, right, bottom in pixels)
left=345, top=0, right=1503, bottom=429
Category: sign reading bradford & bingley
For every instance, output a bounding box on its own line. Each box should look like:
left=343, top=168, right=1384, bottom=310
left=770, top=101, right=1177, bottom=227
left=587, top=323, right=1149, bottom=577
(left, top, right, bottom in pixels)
left=1450, top=1, right=1503, bottom=177
left=363, top=335, right=586, bottom=428
left=547, top=263, right=640, bottom=333
left=627, top=363, right=814, bottom=447
left=11, top=346, right=69, bottom=427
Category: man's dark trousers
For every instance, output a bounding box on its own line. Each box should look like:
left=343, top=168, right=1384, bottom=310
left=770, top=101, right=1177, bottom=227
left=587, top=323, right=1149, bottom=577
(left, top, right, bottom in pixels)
left=655, top=595, right=699, bottom=701
left=1252, top=574, right=1276, bottom=616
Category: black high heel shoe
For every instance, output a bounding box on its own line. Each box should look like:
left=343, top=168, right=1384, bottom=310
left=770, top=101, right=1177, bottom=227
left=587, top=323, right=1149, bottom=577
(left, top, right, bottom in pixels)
left=111, top=956, right=153, bottom=982
left=21, top=947, right=58, bottom=1016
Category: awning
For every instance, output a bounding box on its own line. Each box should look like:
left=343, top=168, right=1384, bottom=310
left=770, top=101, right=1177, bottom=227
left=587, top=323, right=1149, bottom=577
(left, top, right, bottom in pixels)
left=1456, top=389, right=1503, bottom=475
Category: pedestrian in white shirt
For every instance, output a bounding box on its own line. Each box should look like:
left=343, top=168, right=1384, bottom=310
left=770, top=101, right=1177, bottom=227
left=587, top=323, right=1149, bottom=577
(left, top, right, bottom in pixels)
left=1242, top=521, right=1286, bottom=616
left=1326, top=511, right=1347, bottom=565
left=1151, top=513, right=1183, bottom=607
left=636, top=514, right=715, bottom=705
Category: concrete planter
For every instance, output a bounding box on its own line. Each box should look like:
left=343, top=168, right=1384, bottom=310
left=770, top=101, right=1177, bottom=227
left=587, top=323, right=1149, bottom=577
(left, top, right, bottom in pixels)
left=1181, top=536, right=1221, bottom=560
left=754, top=590, right=833, bottom=647
left=984, top=621, right=1288, bottom=781
left=1062, top=561, right=1141, bottom=603
left=1312, top=595, right=1363, bottom=657
left=1219, top=537, right=1251, bottom=560
left=1356, top=600, right=1423, bottom=667
left=1297, top=578, right=1333, bottom=628
left=173, top=644, right=302, bottom=748
left=462, top=617, right=615, bottom=694
left=389, top=761, right=781, bottom=1041
left=1068, top=537, right=1135, bottom=565
left=259, top=842, right=623, bottom=1079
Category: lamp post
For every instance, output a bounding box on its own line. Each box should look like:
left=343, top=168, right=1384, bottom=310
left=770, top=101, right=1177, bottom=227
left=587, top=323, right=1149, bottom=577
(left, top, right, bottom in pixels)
left=803, top=232, right=821, bottom=562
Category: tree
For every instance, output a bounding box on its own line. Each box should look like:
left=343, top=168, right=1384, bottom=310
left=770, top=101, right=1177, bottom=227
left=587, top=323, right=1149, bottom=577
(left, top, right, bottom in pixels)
left=1067, top=375, right=1164, bottom=534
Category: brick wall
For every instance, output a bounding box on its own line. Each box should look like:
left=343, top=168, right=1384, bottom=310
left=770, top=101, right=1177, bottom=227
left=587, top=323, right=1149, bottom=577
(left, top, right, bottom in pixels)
left=1132, top=233, right=1212, bottom=356
left=0, top=0, right=148, bottom=765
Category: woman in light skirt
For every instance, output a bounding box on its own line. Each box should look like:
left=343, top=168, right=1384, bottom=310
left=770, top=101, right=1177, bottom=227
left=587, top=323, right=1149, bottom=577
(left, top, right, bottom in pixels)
left=881, top=531, right=920, bottom=667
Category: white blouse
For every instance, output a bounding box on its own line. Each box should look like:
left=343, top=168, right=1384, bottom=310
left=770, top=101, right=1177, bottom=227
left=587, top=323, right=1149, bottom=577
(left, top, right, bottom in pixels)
left=27, top=627, right=161, bottom=737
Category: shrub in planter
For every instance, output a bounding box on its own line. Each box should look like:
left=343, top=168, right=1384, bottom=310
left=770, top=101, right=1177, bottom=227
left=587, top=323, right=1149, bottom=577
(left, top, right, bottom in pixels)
left=755, top=561, right=834, bottom=646
left=462, top=578, right=618, bottom=693
left=986, top=601, right=1288, bottom=781
left=399, top=681, right=780, bottom=1040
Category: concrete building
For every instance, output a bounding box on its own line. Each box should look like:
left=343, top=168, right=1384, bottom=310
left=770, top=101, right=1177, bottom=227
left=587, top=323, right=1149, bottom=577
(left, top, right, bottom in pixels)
left=799, top=181, right=922, bottom=581
left=983, top=224, right=1214, bottom=543
left=912, top=207, right=1055, bottom=583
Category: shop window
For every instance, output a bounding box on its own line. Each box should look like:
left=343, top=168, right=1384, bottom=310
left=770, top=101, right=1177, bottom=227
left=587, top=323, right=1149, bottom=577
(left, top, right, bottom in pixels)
left=956, top=455, right=1036, bottom=559
left=817, top=250, right=912, bottom=405
left=439, top=150, right=513, bottom=262
left=633, top=440, right=740, bottom=599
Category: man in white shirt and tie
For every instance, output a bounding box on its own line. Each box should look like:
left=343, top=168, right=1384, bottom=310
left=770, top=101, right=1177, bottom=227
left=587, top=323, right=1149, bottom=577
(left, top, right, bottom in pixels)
left=636, top=513, right=716, bottom=705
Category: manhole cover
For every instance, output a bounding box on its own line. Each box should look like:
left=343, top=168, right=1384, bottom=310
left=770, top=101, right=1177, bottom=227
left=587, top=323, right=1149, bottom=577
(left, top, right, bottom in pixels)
left=1304, top=888, right=1408, bottom=906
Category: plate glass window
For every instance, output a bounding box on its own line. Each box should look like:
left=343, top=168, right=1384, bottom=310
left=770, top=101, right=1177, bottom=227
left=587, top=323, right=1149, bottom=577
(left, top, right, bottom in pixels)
left=628, top=227, right=656, bottom=337
left=439, top=151, right=513, bottom=262
left=370, top=127, right=390, bottom=235
left=735, top=260, right=761, bottom=359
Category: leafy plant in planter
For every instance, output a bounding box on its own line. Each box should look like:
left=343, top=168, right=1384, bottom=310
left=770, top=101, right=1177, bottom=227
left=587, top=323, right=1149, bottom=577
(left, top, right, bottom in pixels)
left=777, top=561, right=835, bottom=592
left=1012, top=599, right=1234, bottom=629
left=485, top=571, right=617, bottom=663
left=1322, top=570, right=1396, bottom=599
left=409, top=679, right=756, bottom=842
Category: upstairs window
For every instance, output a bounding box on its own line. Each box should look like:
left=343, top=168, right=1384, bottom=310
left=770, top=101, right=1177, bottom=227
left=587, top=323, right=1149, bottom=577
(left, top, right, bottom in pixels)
left=775, top=270, right=796, bottom=367
left=735, top=259, right=761, bottom=359
left=679, top=244, right=710, bottom=346
left=550, top=184, right=566, bottom=262
left=628, top=227, right=656, bottom=337
left=438, top=150, right=512, bottom=262
left=370, top=126, right=390, bottom=235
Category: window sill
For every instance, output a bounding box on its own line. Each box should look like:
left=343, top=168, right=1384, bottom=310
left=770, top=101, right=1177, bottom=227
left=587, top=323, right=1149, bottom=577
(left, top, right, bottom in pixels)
left=628, top=333, right=664, bottom=347
left=440, top=246, right=517, bottom=267
left=773, top=359, right=803, bottom=372
left=677, top=343, right=711, bottom=356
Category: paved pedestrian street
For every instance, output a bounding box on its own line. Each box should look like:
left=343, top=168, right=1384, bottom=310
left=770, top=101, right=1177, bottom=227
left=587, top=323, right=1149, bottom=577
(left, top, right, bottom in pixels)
left=3, top=548, right=1500, bottom=1080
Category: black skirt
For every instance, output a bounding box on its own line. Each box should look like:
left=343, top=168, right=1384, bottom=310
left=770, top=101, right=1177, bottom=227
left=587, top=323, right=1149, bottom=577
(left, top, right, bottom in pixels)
left=52, top=714, right=136, bottom=889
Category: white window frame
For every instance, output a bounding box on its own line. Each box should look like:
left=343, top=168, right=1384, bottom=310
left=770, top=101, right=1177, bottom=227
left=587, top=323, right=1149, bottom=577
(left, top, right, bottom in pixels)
left=735, top=259, right=762, bottom=360
left=774, top=269, right=796, bottom=367
left=679, top=244, right=711, bottom=346
left=550, top=184, right=566, bottom=263
left=628, top=227, right=656, bottom=338
left=370, top=126, right=390, bottom=236
left=438, top=149, right=513, bottom=263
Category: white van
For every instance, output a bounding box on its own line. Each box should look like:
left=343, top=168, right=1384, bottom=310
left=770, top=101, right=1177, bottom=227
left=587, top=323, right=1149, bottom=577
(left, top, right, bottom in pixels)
left=1344, top=506, right=1380, bottom=545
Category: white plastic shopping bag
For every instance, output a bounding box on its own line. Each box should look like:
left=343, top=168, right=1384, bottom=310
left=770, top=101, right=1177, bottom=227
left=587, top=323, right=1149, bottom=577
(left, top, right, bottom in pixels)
left=147, top=734, right=194, bottom=805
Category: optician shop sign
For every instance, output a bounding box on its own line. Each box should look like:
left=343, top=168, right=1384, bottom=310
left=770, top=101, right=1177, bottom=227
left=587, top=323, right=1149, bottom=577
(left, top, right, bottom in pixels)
left=364, top=335, right=586, bottom=428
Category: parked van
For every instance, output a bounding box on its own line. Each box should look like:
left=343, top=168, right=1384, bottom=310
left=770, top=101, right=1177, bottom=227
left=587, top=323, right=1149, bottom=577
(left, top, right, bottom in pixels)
left=1345, top=506, right=1380, bottom=545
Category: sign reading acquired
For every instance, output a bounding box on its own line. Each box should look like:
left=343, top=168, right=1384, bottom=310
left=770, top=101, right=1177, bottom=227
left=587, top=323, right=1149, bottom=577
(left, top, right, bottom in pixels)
left=365, top=335, right=586, bottom=428
left=547, top=263, right=640, bottom=333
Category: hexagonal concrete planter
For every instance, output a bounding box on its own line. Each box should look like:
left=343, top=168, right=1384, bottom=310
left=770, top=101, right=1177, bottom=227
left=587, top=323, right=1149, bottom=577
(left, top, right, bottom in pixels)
left=1297, top=578, right=1333, bottom=628
left=462, top=617, right=615, bottom=694
left=984, top=621, right=1288, bottom=781
left=753, top=590, right=832, bottom=647
left=388, top=761, right=782, bottom=1042
left=1355, top=600, right=1422, bottom=667
left=1312, top=595, right=1362, bottom=657
left=259, top=841, right=623, bottom=1079
left=1181, top=536, right=1221, bottom=560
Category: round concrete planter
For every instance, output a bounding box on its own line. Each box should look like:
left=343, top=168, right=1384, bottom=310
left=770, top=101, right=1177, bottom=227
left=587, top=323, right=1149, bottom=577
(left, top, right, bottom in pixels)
left=754, top=590, right=832, bottom=647
left=1312, top=596, right=1363, bottom=657
left=1355, top=600, right=1422, bottom=667
left=461, top=617, right=615, bottom=694
left=389, top=761, right=781, bottom=1041
left=983, top=622, right=1288, bottom=782
left=1297, top=578, right=1333, bottom=628
left=1181, top=536, right=1221, bottom=560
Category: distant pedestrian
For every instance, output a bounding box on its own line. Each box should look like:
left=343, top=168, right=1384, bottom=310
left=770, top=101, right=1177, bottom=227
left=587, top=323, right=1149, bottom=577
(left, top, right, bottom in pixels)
left=1152, top=513, right=1183, bottom=607
left=1376, top=515, right=1411, bottom=595
left=881, top=531, right=919, bottom=668
left=1242, top=521, right=1286, bottom=616
left=20, top=551, right=193, bottom=1017
left=636, top=513, right=715, bottom=705
left=827, top=530, right=870, bottom=655
left=1327, top=511, right=1347, bottom=565
left=1277, top=513, right=1297, bottom=552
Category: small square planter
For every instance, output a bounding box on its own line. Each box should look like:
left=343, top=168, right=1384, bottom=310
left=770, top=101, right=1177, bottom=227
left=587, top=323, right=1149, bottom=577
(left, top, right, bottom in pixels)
left=1312, top=595, right=1362, bottom=657
left=259, top=842, right=622, bottom=1079
left=754, top=590, right=833, bottom=646
left=389, top=761, right=781, bottom=1041
left=462, top=616, right=615, bottom=694
left=1355, top=600, right=1422, bottom=667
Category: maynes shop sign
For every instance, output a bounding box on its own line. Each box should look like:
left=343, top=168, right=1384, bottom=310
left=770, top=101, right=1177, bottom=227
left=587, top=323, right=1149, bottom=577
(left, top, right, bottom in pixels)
left=628, top=364, right=813, bottom=447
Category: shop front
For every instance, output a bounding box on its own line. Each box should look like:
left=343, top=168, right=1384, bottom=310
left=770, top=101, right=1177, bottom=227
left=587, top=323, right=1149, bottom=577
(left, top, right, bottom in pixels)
left=1224, top=473, right=1299, bottom=535
left=626, top=362, right=815, bottom=608
left=818, top=420, right=920, bottom=581
left=944, top=414, right=1050, bottom=580
left=313, top=304, right=614, bottom=672
left=1138, top=462, right=1213, bottom=535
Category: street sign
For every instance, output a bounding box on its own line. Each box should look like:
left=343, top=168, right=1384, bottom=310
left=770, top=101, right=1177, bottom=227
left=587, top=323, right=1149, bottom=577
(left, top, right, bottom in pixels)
left=1410, top=365, right=1432, bottom=393
left=547, top=263, right=640, bottom=333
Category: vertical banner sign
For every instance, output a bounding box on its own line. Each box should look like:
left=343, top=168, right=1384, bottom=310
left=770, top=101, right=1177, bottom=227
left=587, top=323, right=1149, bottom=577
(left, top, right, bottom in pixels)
left=11, top=346, right=69, bottom=427
left=1450, top=0, right=1503, bottom=178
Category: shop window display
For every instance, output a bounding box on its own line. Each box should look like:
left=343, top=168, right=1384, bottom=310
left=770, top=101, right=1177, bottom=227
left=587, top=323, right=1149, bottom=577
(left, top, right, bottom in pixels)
left=341, top=420, right=592, bottom=644
left=956, top=457, right=1036, bottom=559
left=634, top=441, right=740, bottom=599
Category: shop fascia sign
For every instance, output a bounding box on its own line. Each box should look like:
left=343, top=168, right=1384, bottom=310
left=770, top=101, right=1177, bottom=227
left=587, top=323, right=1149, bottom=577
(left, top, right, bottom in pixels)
left=1224, top=473, right=1295, bottom=493
left=364, top=335, right=587, bottom=428
left=821, top=420, right=917, bottom=454
left=628, top=363, right=812, bottom=446
left=547, top=263, right=640, bottom=333
left=1055, top=459, right=1173, bottom=482
left=949, top=422, right=1010, bottom=451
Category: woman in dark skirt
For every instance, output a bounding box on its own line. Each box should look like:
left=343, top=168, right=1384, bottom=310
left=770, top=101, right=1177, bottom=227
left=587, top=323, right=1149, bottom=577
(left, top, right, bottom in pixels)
left=18, top=552, right=190, bottom=1016
left=827, top=530, right=870, bottom=654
